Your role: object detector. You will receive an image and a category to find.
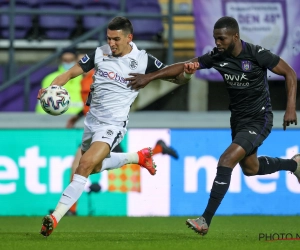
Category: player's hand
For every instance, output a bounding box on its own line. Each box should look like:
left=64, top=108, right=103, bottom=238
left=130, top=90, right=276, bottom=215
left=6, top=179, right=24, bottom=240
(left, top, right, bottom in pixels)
left=283, top=108, right=297, bottom=130
left=66, top=115, right=79, bottom=128
left=184, top=62, right=199, bottom=74
left=126, top=73, right=151, bottom=90
left=37, top=88, right=46, bottom=100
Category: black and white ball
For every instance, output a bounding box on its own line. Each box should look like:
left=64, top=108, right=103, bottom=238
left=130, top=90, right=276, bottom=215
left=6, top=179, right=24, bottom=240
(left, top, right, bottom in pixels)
left=40, top=85, right=70, bottom=116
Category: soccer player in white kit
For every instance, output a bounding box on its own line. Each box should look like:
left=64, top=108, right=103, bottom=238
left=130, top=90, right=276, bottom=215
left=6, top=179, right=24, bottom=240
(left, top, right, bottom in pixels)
left=38, top=16, right=197, bottom=237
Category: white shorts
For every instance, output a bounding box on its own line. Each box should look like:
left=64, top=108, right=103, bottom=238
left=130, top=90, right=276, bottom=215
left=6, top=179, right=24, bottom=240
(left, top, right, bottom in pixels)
left=81, top=114, right=127, bottom=152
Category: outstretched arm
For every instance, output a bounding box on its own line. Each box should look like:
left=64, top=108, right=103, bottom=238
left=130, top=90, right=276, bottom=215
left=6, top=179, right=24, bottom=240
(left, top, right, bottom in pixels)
left=270, top=58, right=297, bottom=130
left=51, top=63, right=84, bottom=87
left=37, top=63, right=84, bottom=99
left=168, top=61, right=200, bottom=85
left=126, top=57, right=199, bottom=90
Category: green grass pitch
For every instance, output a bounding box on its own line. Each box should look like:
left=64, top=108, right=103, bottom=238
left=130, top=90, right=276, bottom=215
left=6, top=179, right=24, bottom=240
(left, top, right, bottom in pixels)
left=0, top=216, right=299, bottom=250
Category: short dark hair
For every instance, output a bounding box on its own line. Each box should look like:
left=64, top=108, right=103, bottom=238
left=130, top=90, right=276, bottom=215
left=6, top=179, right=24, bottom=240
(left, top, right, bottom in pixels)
left=108, top=16, right=133, bottom=35
left=214, top=16, right=239, bottom=34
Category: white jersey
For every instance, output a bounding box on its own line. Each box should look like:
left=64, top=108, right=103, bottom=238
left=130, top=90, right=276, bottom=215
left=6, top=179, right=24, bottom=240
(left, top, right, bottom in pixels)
left=78, top=42, right=165, bottom=125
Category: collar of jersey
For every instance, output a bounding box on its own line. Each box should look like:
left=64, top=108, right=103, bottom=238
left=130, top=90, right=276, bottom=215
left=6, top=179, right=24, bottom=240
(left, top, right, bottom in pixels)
left=235, top=40, right=246, bottom=58
left=120, top=42, right=139, bottom=59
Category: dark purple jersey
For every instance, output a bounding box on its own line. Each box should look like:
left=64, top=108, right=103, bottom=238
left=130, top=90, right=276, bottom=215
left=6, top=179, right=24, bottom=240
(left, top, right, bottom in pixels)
left=198, top=40, right=280, bottom=120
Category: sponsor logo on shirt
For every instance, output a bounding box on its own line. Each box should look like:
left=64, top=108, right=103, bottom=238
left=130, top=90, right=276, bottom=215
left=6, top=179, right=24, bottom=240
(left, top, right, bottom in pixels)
left=220, top=63, right=228, bottom=67
left=97, top=69, right=129, bottom=85
left=241, top=60, right=252, bottom=71
left=80, top=54, right=90, bottom=64
left=224, top=73, right=249, bottom=87
left=129, top=59, right=138, bottom=69
left=224, top=73, right=248, bottom=81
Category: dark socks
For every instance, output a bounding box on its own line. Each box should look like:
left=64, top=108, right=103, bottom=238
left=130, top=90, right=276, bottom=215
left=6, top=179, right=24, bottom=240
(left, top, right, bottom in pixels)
left=257, top=156, right=297, bottom=175
left=202, top=166, right=232, bottom=226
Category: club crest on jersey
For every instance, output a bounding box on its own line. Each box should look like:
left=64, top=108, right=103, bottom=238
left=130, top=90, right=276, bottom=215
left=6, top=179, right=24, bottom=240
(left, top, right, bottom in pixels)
left=155, top=59, right=163, bottom=68
left=106, top=129, right=114, bottom=136
left=129, top=59, right=138, bottom=69
left=80, top=55, right=90, bottom=64
left=241, top=60, right=252, bottom=71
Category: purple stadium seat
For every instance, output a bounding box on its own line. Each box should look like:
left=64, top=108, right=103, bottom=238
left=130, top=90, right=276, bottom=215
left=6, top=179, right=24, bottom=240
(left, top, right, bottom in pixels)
left=0, top=0, right=32, bottom=39
left=38, top=1, right=77, bottom=39
left=72, top=0, right=84, bottom=8
left=38, top=0, right=76, bottom=5
left=82, top=6, right=109, bottom=30
left=125, top=0, right=163, bottom=41
left=81, top=0, right=119, bottom=39
left=82, top=0, right=120, bottom=10
left=26, top=0, right=38, bottom=7
left=0, top=0, right=35, bottom=6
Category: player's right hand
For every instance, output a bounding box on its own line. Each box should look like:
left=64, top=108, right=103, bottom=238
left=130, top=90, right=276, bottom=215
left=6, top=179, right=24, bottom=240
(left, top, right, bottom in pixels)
left=184, top=62, right=199, bottom=74
left=283, top=108, right=297, bottom=130
left=126, top=73, right=151, bottom=90
left=37, top=88, right=46, bottom=100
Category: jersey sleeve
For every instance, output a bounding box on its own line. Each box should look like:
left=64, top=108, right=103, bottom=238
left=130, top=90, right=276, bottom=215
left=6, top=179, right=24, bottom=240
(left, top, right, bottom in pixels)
left=78, top=51, right=96, bottom=72
left=255, top=46, right=280, bottom=69
left=197, top=47, right=219, bottom=69
left=145, top=54, right=166, bottom=74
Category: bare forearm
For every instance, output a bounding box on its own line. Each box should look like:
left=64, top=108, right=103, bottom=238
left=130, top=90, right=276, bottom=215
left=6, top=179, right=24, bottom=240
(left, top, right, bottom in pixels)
left=285, top=69, right=297, bottom=109
left=169, top=72, right=192, bottom=85
left=51, top=71, right=72, bottom=86
left=147, top=63, right=185, bottom=82
left=271, top=59, right=297, bottom=110
left=169, top=60, right=199, bottom=85
left=126, top=58, right=199, bottom=90
left=51, top=63, right=84, bottom=87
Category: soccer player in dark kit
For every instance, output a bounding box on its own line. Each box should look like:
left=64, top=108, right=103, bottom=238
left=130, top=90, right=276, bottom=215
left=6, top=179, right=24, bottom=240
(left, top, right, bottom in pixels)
left=126, top=16, right=300, bottom=236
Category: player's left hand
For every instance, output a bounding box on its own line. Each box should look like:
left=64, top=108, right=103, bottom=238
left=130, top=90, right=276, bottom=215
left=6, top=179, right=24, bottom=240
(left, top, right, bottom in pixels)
left=283, top=108, right=297, bottom=130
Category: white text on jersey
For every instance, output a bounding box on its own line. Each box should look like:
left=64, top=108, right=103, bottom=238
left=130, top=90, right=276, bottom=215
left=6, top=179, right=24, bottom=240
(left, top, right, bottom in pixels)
left=97, top=69, right=129, bottom=85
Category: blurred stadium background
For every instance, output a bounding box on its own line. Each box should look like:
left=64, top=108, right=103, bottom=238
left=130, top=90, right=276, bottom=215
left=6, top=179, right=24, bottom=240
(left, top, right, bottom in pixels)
left=0, top=0, right=300, bottom=248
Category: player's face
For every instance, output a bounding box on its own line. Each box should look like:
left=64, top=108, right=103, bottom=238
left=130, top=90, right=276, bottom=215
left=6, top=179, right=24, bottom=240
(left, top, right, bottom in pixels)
left=213, top=28, right=238, bottom=56
left=107, top=29, right=133, bottom=57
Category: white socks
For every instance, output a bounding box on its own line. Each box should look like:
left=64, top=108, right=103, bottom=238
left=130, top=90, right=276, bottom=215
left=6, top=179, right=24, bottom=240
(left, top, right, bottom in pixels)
left=100, top=152, right=138, bottom=172
left=52, top=174, right=87, bottom=222
left=52, top=153, right=139, bottom=222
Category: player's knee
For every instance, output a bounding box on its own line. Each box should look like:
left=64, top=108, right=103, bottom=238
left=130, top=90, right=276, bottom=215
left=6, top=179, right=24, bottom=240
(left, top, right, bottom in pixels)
left=76, top=159, right=94, bottom=175
left=219, top=153, right=236, bottom=167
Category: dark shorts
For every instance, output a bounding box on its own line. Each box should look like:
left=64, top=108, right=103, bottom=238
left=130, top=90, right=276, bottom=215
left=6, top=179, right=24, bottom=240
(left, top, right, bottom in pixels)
left=231, top=112, right=273, bottom=156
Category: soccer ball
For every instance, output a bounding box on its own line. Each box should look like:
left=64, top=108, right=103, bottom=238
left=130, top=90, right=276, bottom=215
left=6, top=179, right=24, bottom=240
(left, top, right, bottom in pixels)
left=40, top=85, right=70, bottom=116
